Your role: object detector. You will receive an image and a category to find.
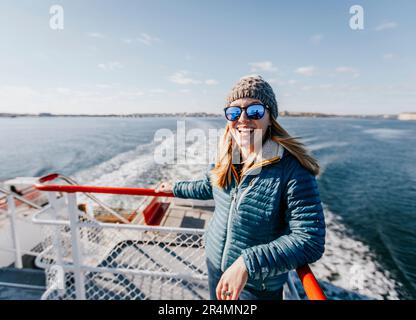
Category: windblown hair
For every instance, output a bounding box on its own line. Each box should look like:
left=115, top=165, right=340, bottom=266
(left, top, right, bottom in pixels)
left=211, top=117, right=320, bottom=189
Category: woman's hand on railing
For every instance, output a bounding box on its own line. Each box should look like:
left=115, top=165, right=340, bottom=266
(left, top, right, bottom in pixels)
left=155, top=182, right=173, bottom=194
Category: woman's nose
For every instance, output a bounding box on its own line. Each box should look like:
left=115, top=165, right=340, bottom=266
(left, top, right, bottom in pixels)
left=238, top=109, right=250, bottom=122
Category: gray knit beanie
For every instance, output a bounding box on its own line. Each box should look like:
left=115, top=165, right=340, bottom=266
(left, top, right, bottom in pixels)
left=226, top=75, right=278, bottom=119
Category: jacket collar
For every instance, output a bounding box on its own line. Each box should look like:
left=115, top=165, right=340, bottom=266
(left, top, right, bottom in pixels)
left=231, top=139, right=285, bottom=182
left=253, top=138, right=284, bottom=164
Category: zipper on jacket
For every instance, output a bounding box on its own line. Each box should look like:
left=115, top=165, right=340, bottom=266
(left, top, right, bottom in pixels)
left=221, top=189, right=237, bottom=270
left=220, top=167, right=257, bottom=271
left=220, top=154, right=282, bottom=272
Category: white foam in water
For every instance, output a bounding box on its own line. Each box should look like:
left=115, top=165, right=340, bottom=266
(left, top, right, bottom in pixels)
left=73, top=141, right=164, bottom=208
left=300, top=137, right=319, bottom=145
left=313, top=207, right=401, bottom=300
left=308, top=141, right=349, bottom=152
left=74, top=141, right=156, bottom=185
left=72, top=133, right=210, bottom=208
left=306, top=140, right=347, bottom=178
left=316, top=154, right=340, bottom=179
left=363, top=128, right=410, bottom=140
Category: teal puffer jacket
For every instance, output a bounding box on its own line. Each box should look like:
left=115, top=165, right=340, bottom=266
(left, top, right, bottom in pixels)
left=173, top=140, right=326, bottom=291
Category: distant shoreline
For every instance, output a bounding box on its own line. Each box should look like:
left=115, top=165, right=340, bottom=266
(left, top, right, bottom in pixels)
left=1, top=111, right=414, bottom=120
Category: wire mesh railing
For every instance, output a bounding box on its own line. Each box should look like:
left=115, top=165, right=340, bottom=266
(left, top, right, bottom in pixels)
left=33, top=191, right=209, bottom=300
left=0, top=184, right=47, bottom=268
left=32, top=174, right=326, bottom=300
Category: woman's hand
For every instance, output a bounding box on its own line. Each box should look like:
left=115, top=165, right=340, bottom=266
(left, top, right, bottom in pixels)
left=155, top=182, right=173, bottom=193
left=216, top=256, right=248, bottom=300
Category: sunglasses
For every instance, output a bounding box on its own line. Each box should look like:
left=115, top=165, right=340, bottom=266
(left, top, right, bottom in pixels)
left=224, top=104, right=268, bottom=121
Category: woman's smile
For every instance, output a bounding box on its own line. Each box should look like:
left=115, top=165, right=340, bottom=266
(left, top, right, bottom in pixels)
left=228, top=98, right=270, bottom=150
left=234, top=126, right=257, bottom=147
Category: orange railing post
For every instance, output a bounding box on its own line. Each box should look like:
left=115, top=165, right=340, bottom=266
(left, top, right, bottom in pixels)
left=296, top=265, right=327, bottom=300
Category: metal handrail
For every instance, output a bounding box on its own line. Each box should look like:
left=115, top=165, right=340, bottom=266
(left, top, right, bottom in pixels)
left=33, top=178, right=326, bottom=300
left=0, top=186, right=42, bottom=210
left=35, top=182, right=174, bottom=198
left=36, top=173, right=140, bottom=224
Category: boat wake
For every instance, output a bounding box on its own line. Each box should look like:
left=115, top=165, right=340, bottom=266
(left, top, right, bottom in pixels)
left=71, top=126, right=402, bottom=300
left=314, top=207, right=401, bottom=300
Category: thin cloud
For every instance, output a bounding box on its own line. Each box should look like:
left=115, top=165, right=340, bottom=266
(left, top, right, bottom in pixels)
left=122, top=38, right=134, bottom=44
left=130, top=90, right=144, bottom=96
left=96, top=84, right=117, bottom=89
left=149, top=89, right=166, bottom=94
left=310, top=34, right=323, bottom=45
left=87, top=32, right=105, bottom=39
left=272, top=79, right=297, bottom=86
left=138, top=33, right=161, bottom=46
left=375, top=22, right=398, bottom=31
left=98, top=61, right=124, bottom=71
left=56, top=87, right=71, bottom=94
left=122, top=33, right=161, bottom=46
left=169, top=71, right=217, bottom=86
left=0, top=85, right=38, bottom=97
left=295, top=66, right=317, bottom=77
left=169, top=71, right=201, bottom=85
left=115, top=89, right=145, bottom=98
left=249, top=61, right=277, bottom=72
left=318, top=84, right=334, bottom=90
left=383, top=53, right=394, bottom=60
left=335, top=66, right=360, bottom=78
left=205, top=79, right=219, bottom=85
left=138, top=33, right=160, bottom=46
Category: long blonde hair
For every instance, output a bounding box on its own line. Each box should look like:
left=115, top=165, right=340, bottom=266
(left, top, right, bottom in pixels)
left=211, top=117, right=320, bottom=189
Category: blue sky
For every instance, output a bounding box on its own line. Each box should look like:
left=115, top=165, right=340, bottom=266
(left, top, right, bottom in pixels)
left=0, top=0, right=415, bottom=115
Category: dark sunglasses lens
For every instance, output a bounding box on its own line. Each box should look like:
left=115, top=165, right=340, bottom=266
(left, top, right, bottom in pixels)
left=246, top=104, right=265, bottom=120
left=225, top=107, right=241, bottom=121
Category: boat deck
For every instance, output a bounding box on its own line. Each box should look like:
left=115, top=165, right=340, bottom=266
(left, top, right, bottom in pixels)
left=160, top=198, right=214, bottom=229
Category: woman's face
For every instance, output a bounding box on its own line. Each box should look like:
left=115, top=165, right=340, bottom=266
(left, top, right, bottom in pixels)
left=227, top=97, right=271, bottom=150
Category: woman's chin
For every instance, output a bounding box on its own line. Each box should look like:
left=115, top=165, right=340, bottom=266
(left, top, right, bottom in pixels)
left=236, top=137, right=252, bottom=149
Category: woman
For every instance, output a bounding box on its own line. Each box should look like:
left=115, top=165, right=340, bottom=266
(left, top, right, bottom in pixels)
left=157, top=75, right=326, bottom=300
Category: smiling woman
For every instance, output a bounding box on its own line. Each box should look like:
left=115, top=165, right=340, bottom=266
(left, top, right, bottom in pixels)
left=225, top=100, right=270, bottom=154
left=157, top=75, right=326, bottom=300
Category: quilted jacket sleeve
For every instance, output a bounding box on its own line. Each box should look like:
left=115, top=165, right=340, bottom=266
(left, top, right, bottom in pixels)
left=241, top=160, right=326, bottom=281
left=172, top=164, right=214, bottom=200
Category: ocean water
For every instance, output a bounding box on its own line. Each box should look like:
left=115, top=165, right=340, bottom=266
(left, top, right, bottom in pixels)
left=0, top=116, right=415, bottom=299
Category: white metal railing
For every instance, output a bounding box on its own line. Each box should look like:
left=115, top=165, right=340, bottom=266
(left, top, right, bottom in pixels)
left=33, top=191, right=209, bottom=300
left=0, top=185, right=42, bottom=210
left=32, top=191, right=305, bottom=300
left=0, top=186, right=46, bottom=268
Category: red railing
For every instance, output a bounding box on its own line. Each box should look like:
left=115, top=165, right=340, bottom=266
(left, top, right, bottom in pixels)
left=296, top=265, right=326, bottom=300
left=35, top=173, right=327, bottom=300
left=37, top=173, right=174, bottom=198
